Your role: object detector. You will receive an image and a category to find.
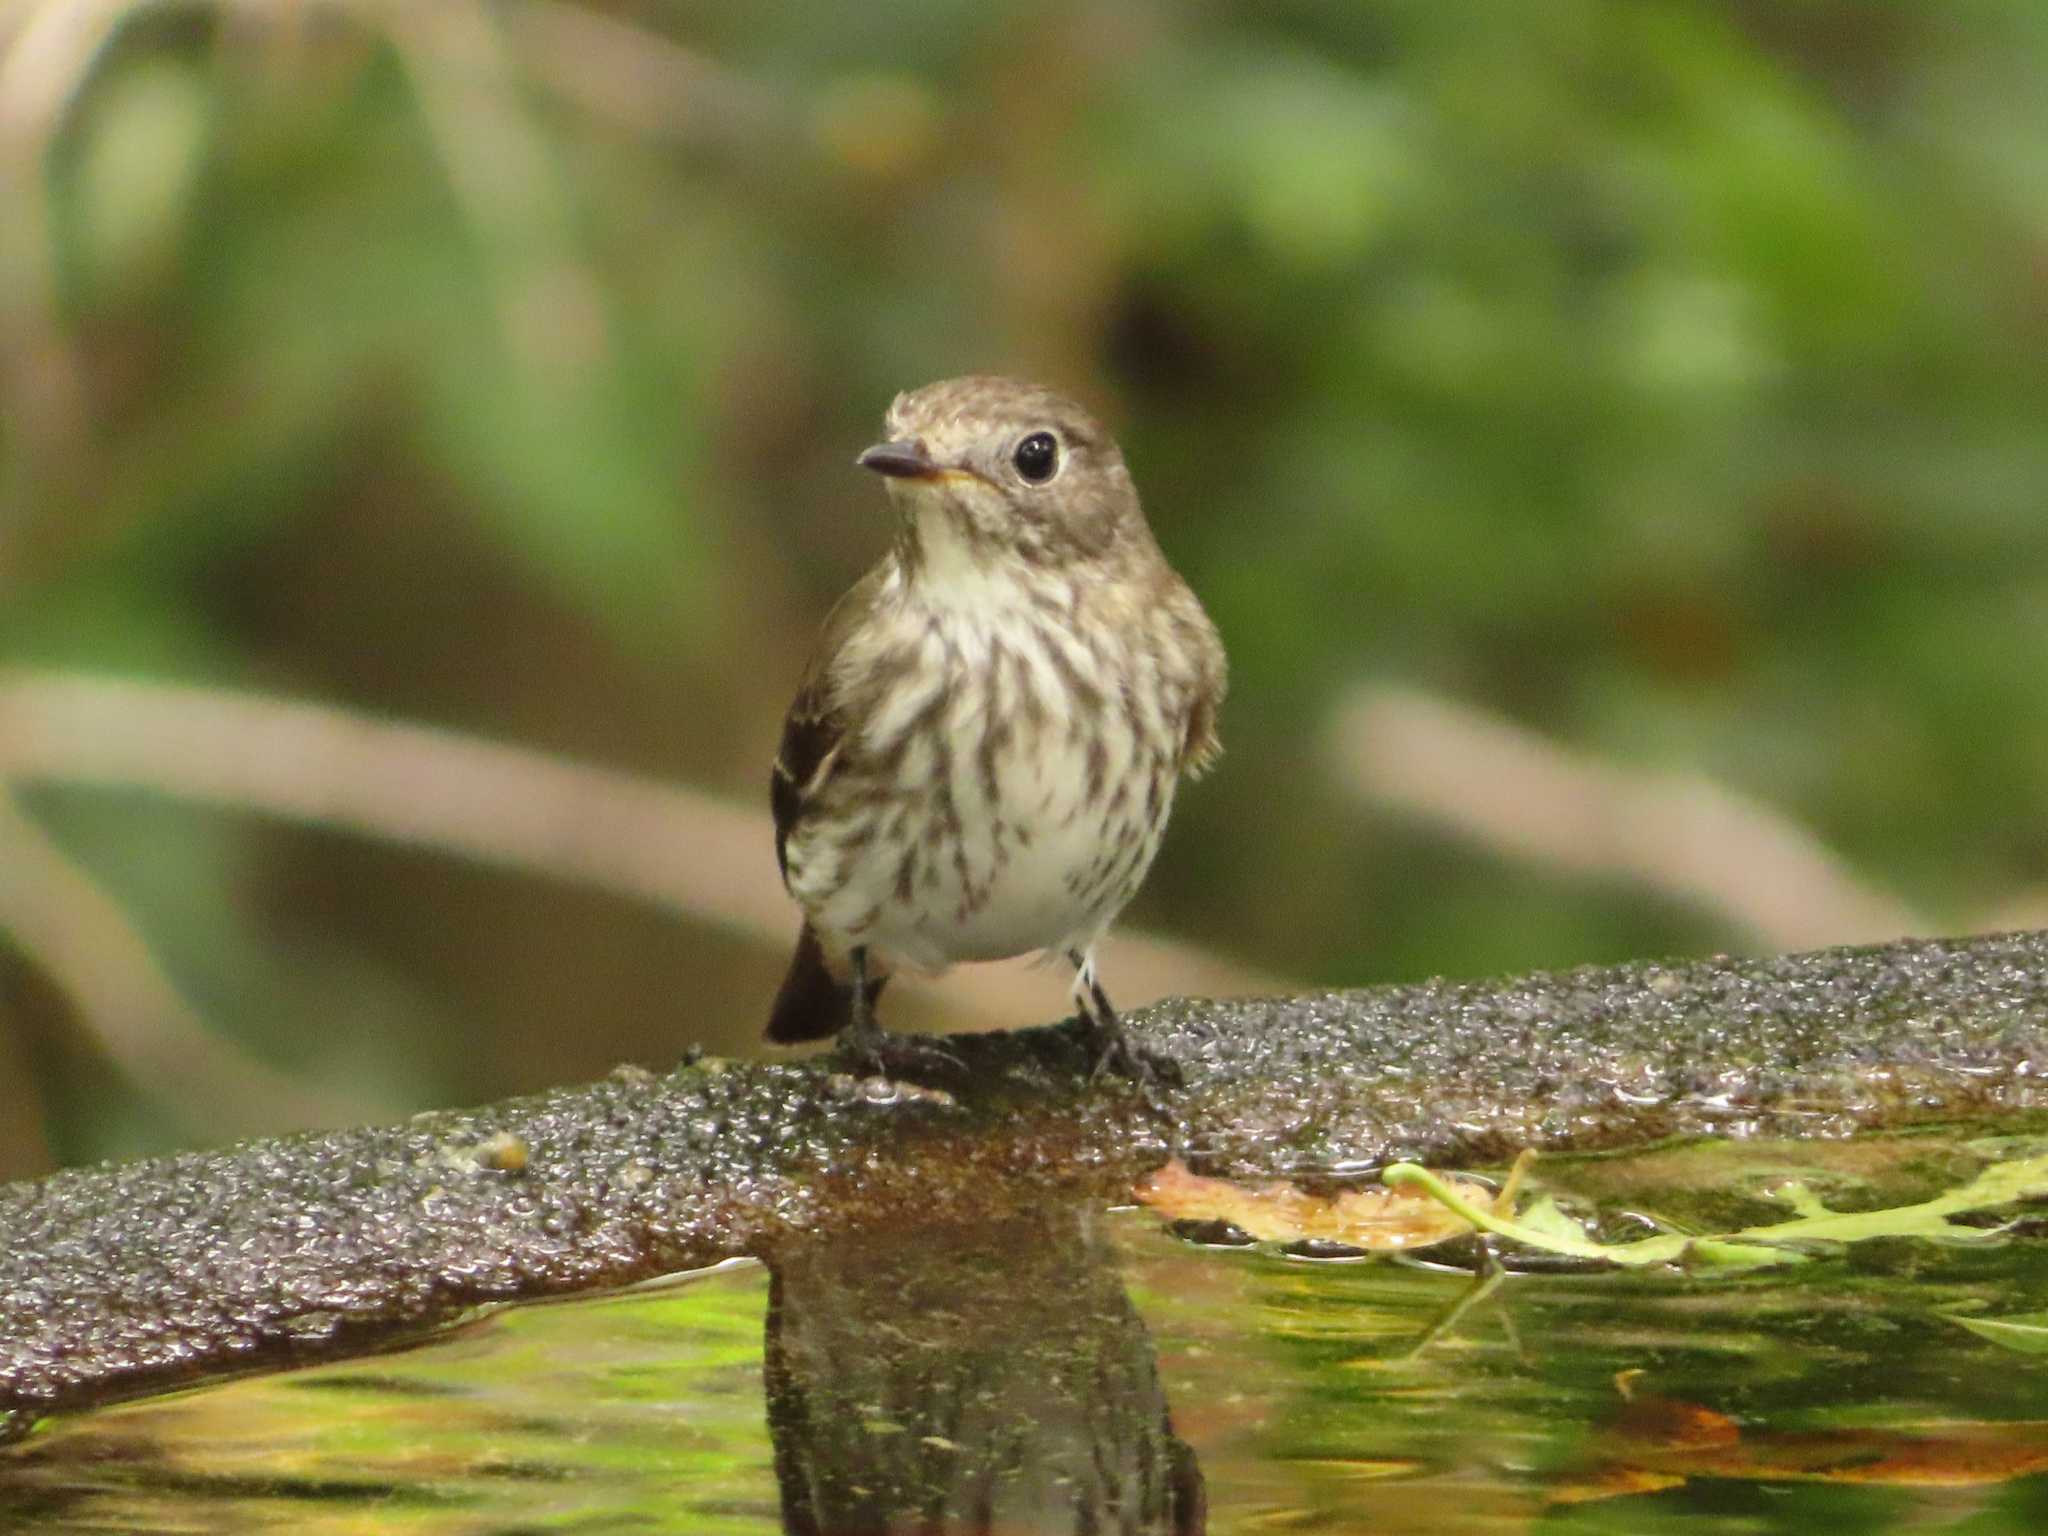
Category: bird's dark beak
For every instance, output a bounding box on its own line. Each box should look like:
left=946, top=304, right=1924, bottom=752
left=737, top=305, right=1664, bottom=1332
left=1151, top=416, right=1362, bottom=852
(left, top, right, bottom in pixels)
left=857, top=440, right=940, bottom=479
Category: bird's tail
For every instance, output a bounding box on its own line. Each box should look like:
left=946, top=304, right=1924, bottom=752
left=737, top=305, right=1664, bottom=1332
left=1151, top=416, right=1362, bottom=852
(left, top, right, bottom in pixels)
left=765, top=925, right=885, bottom=1044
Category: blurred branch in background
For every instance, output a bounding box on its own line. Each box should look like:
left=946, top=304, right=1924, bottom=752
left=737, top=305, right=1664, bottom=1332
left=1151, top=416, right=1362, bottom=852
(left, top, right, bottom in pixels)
left=0, top=671, right=1280, bottom=1037
left=504, top=0, right=776, bottom=148
left=0, top=0, right=127, bottom=535
left=1330, top=683, right=1927, bottom=951
left=0, top=788, right=369, bottom=1137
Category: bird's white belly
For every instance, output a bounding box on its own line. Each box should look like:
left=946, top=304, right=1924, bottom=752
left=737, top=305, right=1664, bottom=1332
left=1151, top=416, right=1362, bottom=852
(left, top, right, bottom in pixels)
left=909, top=755, right=1126, bottom=965
left=795, top=600, right=1170, bottom=974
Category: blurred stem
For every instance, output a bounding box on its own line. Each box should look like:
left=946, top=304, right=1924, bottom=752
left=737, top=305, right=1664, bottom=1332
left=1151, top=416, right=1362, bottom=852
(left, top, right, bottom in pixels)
left=1328, top=682, right=1927, bottom=949
left=0, top=0, right=139, bottom=551
left=503, top=0, right=775, bottom=149
left=0, top=670, right=1280, bottom=1028
left=386, top=0, right=622, bottom=404
left=0, top=788, right=368, bottom=1137
left=0, top=951, right=53, bottom=1180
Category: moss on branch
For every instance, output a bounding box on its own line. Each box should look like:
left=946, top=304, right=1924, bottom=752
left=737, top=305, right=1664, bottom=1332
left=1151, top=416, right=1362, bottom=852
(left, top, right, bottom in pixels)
left=6, top=931, right=2048, bottom=1436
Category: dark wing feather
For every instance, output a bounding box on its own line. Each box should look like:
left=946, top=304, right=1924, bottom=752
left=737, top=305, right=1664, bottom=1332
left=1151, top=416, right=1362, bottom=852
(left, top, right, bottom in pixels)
left=1180, top=687, right=1222, bottom=777
left=771, top=692, right=842, bottom=883
left=769, top=566, right=886, bottom=884
left=1169, top=582, right=1227, bottom=778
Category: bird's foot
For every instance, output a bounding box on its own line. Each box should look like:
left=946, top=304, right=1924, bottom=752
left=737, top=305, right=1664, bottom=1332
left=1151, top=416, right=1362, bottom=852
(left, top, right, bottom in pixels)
left=1064, top=949, right=1181, bottom=1102
left=1084, top=1016, right=1185, bottom=1101
left=835, top=1024, right=963, bottom=1084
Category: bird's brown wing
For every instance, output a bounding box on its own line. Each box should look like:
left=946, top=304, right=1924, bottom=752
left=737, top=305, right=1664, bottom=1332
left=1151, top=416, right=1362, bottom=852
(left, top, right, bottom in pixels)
left=1171, top=583, right=1228, bottom=778
left=770, top=566, right=885, bottom=884
left=1181, top=687, right=1223, bottom=777
left=771, top=688, right=841, bottom=884
left=767, top=569, right=893, bottom=1044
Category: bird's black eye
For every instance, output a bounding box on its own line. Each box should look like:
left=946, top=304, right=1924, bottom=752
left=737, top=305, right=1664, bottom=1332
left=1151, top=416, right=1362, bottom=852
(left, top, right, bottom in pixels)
left=1012, top=430, right=1059, bottom=484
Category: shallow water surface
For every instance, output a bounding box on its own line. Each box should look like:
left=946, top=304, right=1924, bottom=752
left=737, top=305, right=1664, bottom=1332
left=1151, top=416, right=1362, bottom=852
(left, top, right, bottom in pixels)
left=8, top=1134, right=2048, bottom=1533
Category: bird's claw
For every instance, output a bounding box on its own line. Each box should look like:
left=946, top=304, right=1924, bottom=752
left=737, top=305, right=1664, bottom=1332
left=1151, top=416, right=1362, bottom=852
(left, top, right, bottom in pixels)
left=1085, top=1019, right=1185, bottom=1106
left=836, top=1026, right=964, bottom=1084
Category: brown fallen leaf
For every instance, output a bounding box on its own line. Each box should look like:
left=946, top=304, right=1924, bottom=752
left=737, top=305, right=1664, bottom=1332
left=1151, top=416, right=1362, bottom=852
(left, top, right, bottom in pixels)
left=1134, top=1157, right=1504, bottom=1251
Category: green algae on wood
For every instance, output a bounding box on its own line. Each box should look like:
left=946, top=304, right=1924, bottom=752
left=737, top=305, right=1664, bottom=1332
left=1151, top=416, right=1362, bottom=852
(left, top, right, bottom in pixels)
left=7, top=930, right=2048, bottom=1435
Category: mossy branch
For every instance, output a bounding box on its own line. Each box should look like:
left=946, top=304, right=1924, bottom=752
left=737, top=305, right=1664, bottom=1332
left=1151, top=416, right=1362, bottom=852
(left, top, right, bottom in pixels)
left=6, top=930, right=2048, bottom=1437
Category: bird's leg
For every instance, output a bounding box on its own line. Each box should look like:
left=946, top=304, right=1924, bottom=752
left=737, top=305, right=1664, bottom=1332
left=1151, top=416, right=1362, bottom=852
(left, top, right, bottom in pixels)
left=839, top=945, right=886, bottom=1067
left=1067, top=949, right=1182, bottom=1093
left=836, top=946, right=960, bottom=1080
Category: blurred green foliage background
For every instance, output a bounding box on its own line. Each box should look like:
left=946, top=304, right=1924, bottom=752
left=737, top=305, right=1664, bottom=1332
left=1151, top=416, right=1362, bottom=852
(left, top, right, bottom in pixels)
left=3, top=0, right=2047, bottom=1177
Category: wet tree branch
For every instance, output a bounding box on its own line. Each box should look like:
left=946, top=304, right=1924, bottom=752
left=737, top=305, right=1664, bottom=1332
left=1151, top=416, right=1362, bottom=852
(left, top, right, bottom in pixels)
left=5, top=929, right=2048, bottom=1439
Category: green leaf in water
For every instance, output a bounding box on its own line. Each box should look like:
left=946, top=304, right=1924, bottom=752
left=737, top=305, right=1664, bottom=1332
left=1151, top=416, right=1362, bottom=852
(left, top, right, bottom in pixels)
left=1946, top=1312, right=2048, bottom=1355
left=1381, top=1147, right=2048, bottom=1270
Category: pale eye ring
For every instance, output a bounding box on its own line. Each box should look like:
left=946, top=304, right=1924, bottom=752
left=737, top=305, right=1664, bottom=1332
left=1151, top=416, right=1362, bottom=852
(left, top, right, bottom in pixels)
left=1012, top=430, right=1059, bottom=484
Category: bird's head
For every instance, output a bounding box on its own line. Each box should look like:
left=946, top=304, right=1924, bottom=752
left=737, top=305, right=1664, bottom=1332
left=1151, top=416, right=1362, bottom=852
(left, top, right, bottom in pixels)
left=858, top=375, right=1151, bottom=575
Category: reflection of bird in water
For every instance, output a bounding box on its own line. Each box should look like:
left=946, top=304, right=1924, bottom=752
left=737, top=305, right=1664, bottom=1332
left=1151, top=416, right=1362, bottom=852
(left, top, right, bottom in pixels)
left=763, top=1206, right=1205, bottom=1535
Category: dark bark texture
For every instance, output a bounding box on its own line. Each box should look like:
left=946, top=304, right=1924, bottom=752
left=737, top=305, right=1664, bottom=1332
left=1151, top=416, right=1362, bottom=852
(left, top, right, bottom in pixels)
left=7, top=930, right=2048, bottom=1437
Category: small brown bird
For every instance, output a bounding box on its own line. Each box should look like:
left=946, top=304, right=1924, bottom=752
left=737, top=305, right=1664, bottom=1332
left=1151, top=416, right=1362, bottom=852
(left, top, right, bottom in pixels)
left=766, top=376, right=1226, bottom=1080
